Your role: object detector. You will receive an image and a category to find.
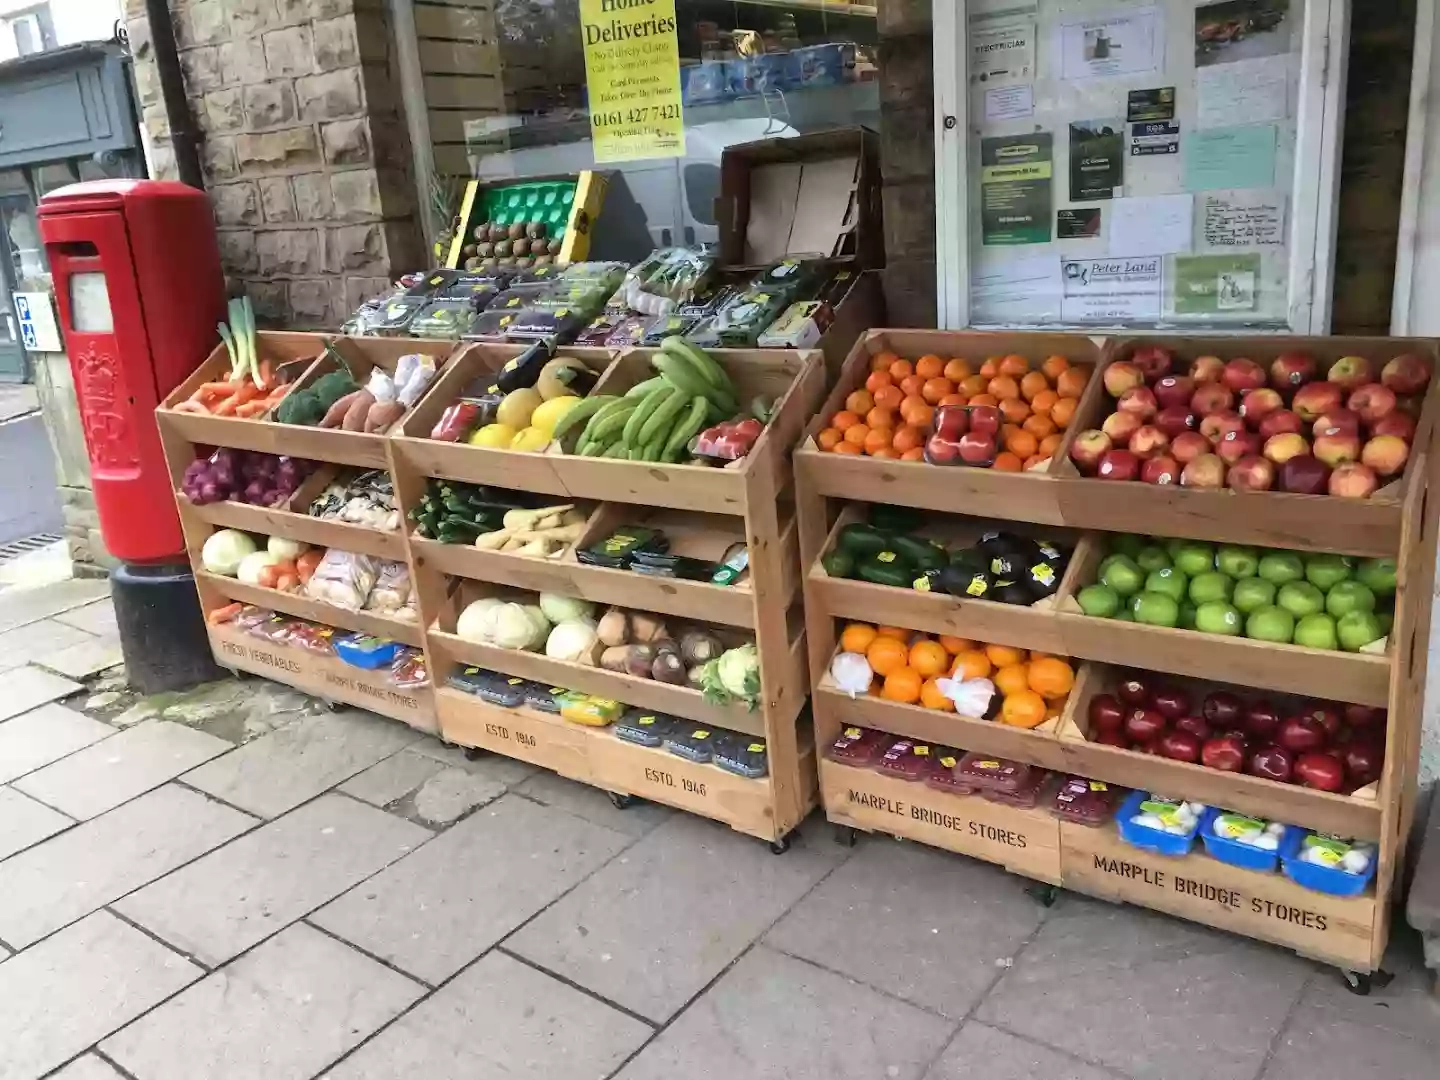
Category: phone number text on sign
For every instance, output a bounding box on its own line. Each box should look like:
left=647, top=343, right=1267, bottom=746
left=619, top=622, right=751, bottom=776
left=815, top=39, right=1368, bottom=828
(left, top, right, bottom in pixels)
left=580, top=0, right=686, bottom=163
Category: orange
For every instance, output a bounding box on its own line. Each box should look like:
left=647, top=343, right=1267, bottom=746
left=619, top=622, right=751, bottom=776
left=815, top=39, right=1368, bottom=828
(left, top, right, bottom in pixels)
left=832, top=410, right=861, bottom=431
left=969, top=393, right=999, bottom=408
left=901, top=447, right=926, bottom=461
left=988, top=375, right=1020, bottom=400
left=1040, top=433, right=1063, bottom=457
left=882, top=667, right=923, bottom=704
left=1001, top=690, right=1048, bottom=728
left=1005, top=428, right=1038, bottom=459
left=960, top=374, right=989, bottom=397
left=944, top=358, right=973, bottom=383
left=889, top=358, right=915, bottom=381
left=999, top=354, right=1030, bottom=377
left=950, top=649, right=992, bottom=680
left=843, top=423, right=870, bottom=447
left=871, top=447, right=900, bottom=460
left=892, top=425, right=925, bottom=454
left=840, top=623, right=878, bottom=654
left=921, top=377, right=955, bottom=404
left=865, top=370, right=894, bottom=395
left=817, top=427, right=843, bottom=450
left=1023, top=414, right=1057, bottom=440
left=900, top=374, right=926, bottom=398
left=866, top=636, right=909, bottom=676
left=876, top=625, right=910, bottom=641
left=985, top=643, right=1026, bottom=667
left=992, top=452, right=1024, bottom=472
left=939, top=393, right=968, bottom=408
left=909, top=639, right=950, bottom=677
left=864, top=427, right=894, bottom=455
left=1030, top=388, right=1059, bottom=417
left=1050, top=397, right=1078, bottom=429
left=938, top=635, right=975, bottom=654
left=994, top=662, right=1031, bottom=697
left=979, top=357, right=1000, bottom=379
left=1042, top=354, right=1071, bottom=382
left=901, top=399, right=935, bottom=429
left=1028, top=656, right=1075, bottom=700
left=921, top=677, right=955, bottom=711
left=874, top=385, right=905, bottom=411
left=833, top=441, right=863, bottom=455
left=871, top=350, right=900, bottom=373
left=1057, top=366, right=1090, bottom=398
left=846, top=389, right=875, bottom=415
left=999, top=398, right=1031, bottom=425
left=915, top=354, right=945, bottom=380
left=1020, top=371, right=1051, bottom=401
left=866, top=406, right=898, bottom=430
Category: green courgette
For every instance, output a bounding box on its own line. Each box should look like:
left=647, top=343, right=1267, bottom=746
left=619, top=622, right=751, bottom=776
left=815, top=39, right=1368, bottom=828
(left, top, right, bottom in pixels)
left=868, top=504, right=924, bottom=533
left=857, top=550, right=914, bottom=588
left=836, top=523, right=891, bottom=559
left=890, top=535, right=947, bottom=573
left=820, top=548, right=855, bottom=579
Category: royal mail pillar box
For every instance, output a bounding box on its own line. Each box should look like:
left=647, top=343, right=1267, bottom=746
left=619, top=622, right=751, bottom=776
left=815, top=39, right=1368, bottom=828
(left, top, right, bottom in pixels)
left=38, top=180, right=227, bottom=691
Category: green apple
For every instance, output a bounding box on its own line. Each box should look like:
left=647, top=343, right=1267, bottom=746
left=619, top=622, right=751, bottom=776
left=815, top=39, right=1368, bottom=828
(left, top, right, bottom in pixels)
left=1304, top=553, right=1353, bottom=592
left=1325, top=581, right=1377, bottom=619
left=1232, top=577, right=1277, bottom=614
left=1188, top=571, right=1233, bottom=605
left=1246, top=605, right=1296, bottom=643
left=1145, top=567, right=1188, bottom=603
left=1137, top=545, right=1173, bottom=574
left=1115, top=609, right=1135, bottom=622
left=1293, top=612, right=1339, bottom=650
left=1173, top=542, right=1217, bottom=578
left=1336, top=610, right=1384, bottom=651
left=1194, top=601, right=1243, bottom=636
left=1100, top=555, right=1145, bottom=597
left=1277, top=581, right=1325, bottom=618
left=1257, top=552, right=1304, bottom=586
left=1133, top=592, right=1180, bottom=628
left=1216, top=545, right=1259, bottom=579
left=1356, top=557, right=1397, bottom=599
left=1178, top=602, right=1198, bottom=630
left=1077, top=584, right=1121, bottom=618
left=1111, top=534, right=1146, bottom=559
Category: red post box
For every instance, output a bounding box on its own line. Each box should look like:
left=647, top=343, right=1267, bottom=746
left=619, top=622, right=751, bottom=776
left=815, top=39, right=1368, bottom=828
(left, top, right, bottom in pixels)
left=38, top=180, right=226, bottom=563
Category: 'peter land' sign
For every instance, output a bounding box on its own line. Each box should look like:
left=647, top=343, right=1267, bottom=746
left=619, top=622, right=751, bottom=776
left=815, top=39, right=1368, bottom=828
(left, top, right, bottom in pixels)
left=580, top=0, right=685, bottom=164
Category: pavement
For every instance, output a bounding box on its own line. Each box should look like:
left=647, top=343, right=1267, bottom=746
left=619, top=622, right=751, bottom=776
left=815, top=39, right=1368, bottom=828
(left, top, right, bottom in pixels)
left=0, top=578, right=1436, bottom=1080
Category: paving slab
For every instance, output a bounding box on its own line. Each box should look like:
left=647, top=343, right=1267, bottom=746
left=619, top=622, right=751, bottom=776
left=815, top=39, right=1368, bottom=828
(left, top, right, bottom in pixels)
left=311, top=793, right=628, bottom=984
left=614, top=945, right=952, bottom=1080
left=103, top=923, right=424, bottom=1080
left=40, top=637, right=124, bottom=680
left=767, top=839, right=1046, bottom=1019
left=922, top=1022, right=1113, bottom=1080
left=1295, top=924, right=1440, bottom=1046
left=406, top=765, right=511, bottom=824
left=408, top=739, right=537, bottom=783
left=47, top=1056, right=128, bottom=1080
left=52, top=598, right=118, bottom=637
left=338, top=748, right=446, bottom=807
left=182, top=710, right=420, bottom=818
left=14, top=720, right=230, bottom=820
left=514, top=770, right=673, bottom=838
left=0, top=703, right=113, bottom=783
left=324, top=950, right=651, bottom=1080
left=116, top=794, right=429, bottom=966
left=0, top=578, right=108, bottom=635
left=0, top=619, right=95, bottom=674
left=0, top=785, right=72, bottom=860
left=1261, top=1010, right=1436, bottom=1080
left=0, top=910, right=201, bottom=1080
left=508, top=813, right=847, bottom=1023
left=976, top=896, right=1311, bottom=1080
left=0, top=667, right=84, bottom=723
left=0, top=784, right=256, bottom=949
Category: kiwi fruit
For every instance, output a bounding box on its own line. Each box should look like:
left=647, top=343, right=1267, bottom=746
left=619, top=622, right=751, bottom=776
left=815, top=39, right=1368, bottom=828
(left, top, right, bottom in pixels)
left=499, top=256, right=516, bottom=267
left=476, top=242, right=494, bottom=258
left=494, top=240, right=512, bottom=257
left=547, top=238, right=563, bottom=256
left=479, top=257, right=498, bottom=269
left=463, top=257, right=480, bottom=270
left=507, top=222, right=525, bottom=240
left=533, top=255, right=553, bottom=267
left=472, top=224, right=487, bottom=241
left=513, top=239, right=530, bottom=256
left=462, top=243, right=478, bottom=257
left=527, top=221, right=547, bottom=240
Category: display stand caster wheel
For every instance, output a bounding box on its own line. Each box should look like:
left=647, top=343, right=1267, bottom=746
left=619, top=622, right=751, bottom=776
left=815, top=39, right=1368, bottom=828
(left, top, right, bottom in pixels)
left=1341, top=968, right=1392, bottom=995
left=769, top=835, right=792, bottom=855
left=464, top=747, right=487, bottom=762
left=833, top=826, right=859, bottom=848
left=1027, top=883, right=1061, bottom=907
left=607, top=791, right=639, bottom=810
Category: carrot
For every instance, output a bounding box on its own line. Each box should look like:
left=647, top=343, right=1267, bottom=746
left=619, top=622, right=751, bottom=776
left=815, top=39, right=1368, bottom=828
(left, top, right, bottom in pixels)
left=211, top=382, right=262, bottom=417
left=206, top=603, right=244, bottom=626
left=235, top=400, right=270, bottom=418
left=191, top=382, right=237, bottom=402
left=296, top=549, right=324, bottom=583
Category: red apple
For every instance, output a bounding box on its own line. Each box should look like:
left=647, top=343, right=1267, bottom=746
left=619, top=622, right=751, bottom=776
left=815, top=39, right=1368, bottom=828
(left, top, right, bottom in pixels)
left=1348, top=383, right=1398, bottom=424
left=934, top=404, right=968, bottom=439
left=1240, top=388, right=1285, bottom=427
left=1247, top=744, right=1295, bottom=783
left=1271, top=352, right=1318, bottom=389
left=1227, top=455, right=1275, bottom=491
left=1117, top=386, right=1159, bottom=420
left=1223, top=357, right=1267, bottom=393
left=1117, top=675, right=1151, bottom=705
left=1343, top=704, right=1385, bottom=730
left=1181, top=453, right=1226, bottom=488
left=1158, top=730, right=1203, bottom=763
left=1342, top=739, right=1384, bottom=787
left=1313, top=430, right=1361, bottom=467
left=1277, top=715, right=1328, bottom=753
left=1141, top=455, right=1181, bottom=486
left=1131, top=344, right=1174, bottom=380
left=1097, top=449, right=1140, bottom=481
left=1263, top=432, right=1310, bottom=465
left=1096, top=730, right=1131, bottom=748
left=1103, top=360, right=1146, bottom=398
left=1361, top=434, right=1409, bottom=477
left=1190, top=355, right=1226, bottom=383
left=1279, top=455, right=1330, bottom=495
left=1203, top=691, right=1244, bottom=729
left=1381, top=353, right=1430, bottom=395
left=1300, top=701, right=1343, bottom=739
left=1294, top=752, right=1346, bottom=792
left=1125, top=708, right=1167, bottom=744
left=957, top=431, right=997, bottom=466
left=1292, top=382, right=1345, bottom=423
left=924, top=436, right=960, bottom=465
left=1102, top=411, right=1143, bottom=447
left=1199, top=411, right=1245, bottom=442
left=1068, top=430, right=1113, bottom=473
left=1328, top=355, right=1375, bottom=391
left=1129, top=425, right=1171, bottom=460
left=1329, top=462, right=1379, bottom=498
left=1244, top=701, right=1282, bottom=741
left=1258, top=410, right=1304, bottom=439
left=1371, top=411, right=1417, bottom=441
left=1190, top=383, right=1236, bottom=417
left=1216, top=430, right=1261, bottom=465
left=967, top=404, right=1001, bottom=435
left=1152, top=686, right=1191, bottom=721
left=1170, top=431, right=1212, bottom=464
left=1156, top=405, right=1198, bottom=439
left=1174, top=715, right=1212, bottom=742
left=1202, top=732, right=1248, bottom=772
left=1153, top=375, right=1196, bottom=410
left=1089, top=694, right=1126, bottom=734
left=1312, top=408, right=1361, bottom=438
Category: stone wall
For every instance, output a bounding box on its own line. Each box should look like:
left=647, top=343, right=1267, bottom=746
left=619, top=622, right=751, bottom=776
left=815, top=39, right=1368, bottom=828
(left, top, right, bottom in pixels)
left=124, top=0, right=422, bottom=328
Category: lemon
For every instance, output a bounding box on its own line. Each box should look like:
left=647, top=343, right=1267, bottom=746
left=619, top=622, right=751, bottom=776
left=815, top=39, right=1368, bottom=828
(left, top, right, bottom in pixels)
left=509, top=426, right=552, bottom=452
left=468, top=423, right=517, bottom=449
left=529, top=395, right=581, bottom=436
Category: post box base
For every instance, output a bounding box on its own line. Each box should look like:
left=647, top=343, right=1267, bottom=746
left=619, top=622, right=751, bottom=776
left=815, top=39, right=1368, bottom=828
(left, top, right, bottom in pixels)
left=111, top=561, right=224, bottom=694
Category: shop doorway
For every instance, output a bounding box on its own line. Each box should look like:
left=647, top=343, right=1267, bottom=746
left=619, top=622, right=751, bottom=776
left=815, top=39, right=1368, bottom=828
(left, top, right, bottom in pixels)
left=0, top=190, right=36, bottom=380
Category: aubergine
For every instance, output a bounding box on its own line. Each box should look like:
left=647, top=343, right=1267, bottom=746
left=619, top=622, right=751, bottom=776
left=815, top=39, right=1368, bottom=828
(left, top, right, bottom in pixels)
left=988, top=551, right=1024, bottom=579
left=992, top=579, right=1037, bottom=606
left=1026, top=559, right=1061, bottom=599
left=938, top=563, right=993, bottom=599
left=494, top=338, right=557, bottom=393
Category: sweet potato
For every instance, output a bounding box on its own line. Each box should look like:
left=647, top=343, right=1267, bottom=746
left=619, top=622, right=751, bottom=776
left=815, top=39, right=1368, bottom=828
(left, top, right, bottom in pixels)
left=364, top=400, right=405, bottom=433
left=341, top=390, right=376, bottom=431
left=320, top=390, right=364, bottom=428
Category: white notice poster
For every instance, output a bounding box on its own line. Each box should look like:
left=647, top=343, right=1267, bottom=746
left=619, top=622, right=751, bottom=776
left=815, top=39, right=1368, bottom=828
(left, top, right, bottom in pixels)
left=1061, top=257, right=1163, bottom=323
left=1199, top=190, right=1287, bottom=249
left=1055, top=7, right=1163, bottom=82
left=970, top=8, right=1036, bottom=86
left=985, top=85, right=1035, bottom=123
left=1196, top=57, right=1287, bottom=129
left=973, top=250, right=1062, bottom=323
left=1108, top=194, right=1194, bottom=257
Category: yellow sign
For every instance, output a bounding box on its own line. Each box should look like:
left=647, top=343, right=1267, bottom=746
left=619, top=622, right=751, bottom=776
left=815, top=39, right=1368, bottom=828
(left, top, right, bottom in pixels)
left=579, top=0, right=686, bottom=163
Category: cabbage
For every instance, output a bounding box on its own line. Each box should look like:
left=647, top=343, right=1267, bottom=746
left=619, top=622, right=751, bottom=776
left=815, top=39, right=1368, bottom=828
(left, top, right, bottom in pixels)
left=455, top=598, right=505, bottom=643
left=494, top=602, right=548, bottom=649
left=267, top=536, right=309, bottom=560
left=546, top=620, right=599, bottom=663
left=538, top=593, right=595, bottom=625
left=236, top=550, right=284, bottom=585
left=201, top=529, right=258, bottom=576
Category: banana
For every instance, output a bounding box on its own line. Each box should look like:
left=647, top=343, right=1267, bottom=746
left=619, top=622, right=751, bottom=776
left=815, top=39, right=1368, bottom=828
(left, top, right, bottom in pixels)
left=622, top=385, right=671, bottom=447
left=662, top=396, right=710, bottom=461
left=653, top=354, right=736, bottom=412
left=625, top=376, right=668, bottom=399
left=551, top=395, right=616, bottom=444
left=662, top=336, right=731, bottom=395
left=638, top=387, right=689, bottom=447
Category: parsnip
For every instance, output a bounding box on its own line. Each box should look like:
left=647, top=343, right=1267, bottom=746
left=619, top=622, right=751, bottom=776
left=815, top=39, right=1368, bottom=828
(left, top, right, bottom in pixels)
left=503, top=504, right=573, bottom=530
left=474, top=529, right=513, bottom=551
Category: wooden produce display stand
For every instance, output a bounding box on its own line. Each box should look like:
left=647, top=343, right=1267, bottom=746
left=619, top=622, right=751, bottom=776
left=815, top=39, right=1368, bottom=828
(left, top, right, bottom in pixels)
left=796, top=329, right=1438, bottom=983
left=156, top=332, right=463, bottom=733
left=387, top=343, right=829, bottom=847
